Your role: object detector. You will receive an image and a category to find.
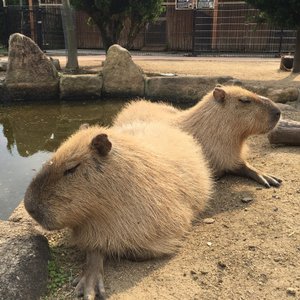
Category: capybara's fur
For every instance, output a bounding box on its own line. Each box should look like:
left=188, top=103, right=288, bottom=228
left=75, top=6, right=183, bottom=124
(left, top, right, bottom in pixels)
left=114, top=86, right=281, bottom=180
left=24, top=122, right=212, bottom=258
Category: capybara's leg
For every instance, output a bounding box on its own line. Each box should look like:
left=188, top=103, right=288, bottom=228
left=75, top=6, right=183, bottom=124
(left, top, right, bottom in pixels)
left=231, top=163, right=282, bottom=188
left=74, top=249, right=106, bottom=300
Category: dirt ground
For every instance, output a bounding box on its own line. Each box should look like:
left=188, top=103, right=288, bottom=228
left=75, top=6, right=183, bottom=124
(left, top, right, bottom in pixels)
left=3, top=54, right=298, bottom=300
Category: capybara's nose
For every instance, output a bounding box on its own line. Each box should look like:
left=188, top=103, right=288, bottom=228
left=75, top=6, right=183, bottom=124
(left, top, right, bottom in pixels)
left=271, top=107, right=281, bottom=122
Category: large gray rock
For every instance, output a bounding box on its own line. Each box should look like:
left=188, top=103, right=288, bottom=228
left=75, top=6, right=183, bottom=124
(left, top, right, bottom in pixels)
left=5, top=33, right=59, bottom=100
left=102, top=44, right=145, bottom=97
left=145, top=75, right=233, bottom=102
left=60, top=74, right=102, bottom=99
left=0, top=220, right=49, bottom=300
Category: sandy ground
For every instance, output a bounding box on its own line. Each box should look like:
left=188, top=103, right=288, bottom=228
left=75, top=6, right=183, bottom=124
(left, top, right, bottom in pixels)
left=2, top=54, right=298, bottom=300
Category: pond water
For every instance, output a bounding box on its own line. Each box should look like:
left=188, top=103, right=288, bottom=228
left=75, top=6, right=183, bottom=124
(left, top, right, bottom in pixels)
left=0, top=99, right=126, bottom=220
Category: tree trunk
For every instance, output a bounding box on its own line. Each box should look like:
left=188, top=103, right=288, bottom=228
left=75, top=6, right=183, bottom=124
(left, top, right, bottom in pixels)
left=268, top=119, right=300, bottom=146
left=292, top=29, right=300, bottom=73
left=62, top=0, right=79, bottom=72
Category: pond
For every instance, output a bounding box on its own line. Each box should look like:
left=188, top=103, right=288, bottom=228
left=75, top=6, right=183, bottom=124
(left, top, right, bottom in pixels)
left=0, top=99, right=126, bottom=220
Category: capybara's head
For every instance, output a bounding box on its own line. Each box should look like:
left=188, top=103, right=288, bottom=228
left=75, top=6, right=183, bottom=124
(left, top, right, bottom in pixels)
left=24, top=127, right=112, bottom=231
left=211, top=85, right=281, bottom=135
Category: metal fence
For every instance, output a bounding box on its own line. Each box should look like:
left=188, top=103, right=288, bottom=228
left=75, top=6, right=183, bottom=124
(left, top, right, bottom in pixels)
left=4, top=5, right=65, bottom=50
left=194, top=2, right=296, bottom=55
left=2, top=3, right=297, bottom=56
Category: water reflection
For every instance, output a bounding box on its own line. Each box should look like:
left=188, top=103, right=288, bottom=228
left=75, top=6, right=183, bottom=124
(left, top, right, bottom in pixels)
left=0, top=99, right=126, bottom=220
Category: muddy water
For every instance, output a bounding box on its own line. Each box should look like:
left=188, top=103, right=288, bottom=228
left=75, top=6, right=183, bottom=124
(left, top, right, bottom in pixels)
left=0, top=99, right=126, bottom=220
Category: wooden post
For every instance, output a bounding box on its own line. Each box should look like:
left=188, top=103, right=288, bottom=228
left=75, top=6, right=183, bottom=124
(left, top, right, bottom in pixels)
left=211, top=0, right=218, bottom=50
left=28, top=0, right=35, bottom=41
left=268, top=119, right=300, bottom=146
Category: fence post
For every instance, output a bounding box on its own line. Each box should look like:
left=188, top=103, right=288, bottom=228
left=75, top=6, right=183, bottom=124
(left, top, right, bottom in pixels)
left=192, top=7, right=196, bottom=55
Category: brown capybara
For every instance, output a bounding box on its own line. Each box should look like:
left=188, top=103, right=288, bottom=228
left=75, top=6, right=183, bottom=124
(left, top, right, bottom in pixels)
left=114, top=85, right=282, bottom=188
left=24, top=121, right=212, bottom=299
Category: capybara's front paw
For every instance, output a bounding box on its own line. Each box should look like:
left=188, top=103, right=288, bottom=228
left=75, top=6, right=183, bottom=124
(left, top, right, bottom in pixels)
left=74, top=272, right=106, bottom=300
left=258, top=173, right=282, bottom=188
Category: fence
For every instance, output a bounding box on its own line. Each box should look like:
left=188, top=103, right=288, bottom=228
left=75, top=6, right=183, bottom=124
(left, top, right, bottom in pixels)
left=3, top=3, right=297, bottom=55
left=4, top=5, right=65, bottom=50
left=193, top=1, right=296, bottom=54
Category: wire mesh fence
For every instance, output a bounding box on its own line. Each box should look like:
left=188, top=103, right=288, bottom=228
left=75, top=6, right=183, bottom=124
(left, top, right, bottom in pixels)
left=2, top=2, right=297, bottom=56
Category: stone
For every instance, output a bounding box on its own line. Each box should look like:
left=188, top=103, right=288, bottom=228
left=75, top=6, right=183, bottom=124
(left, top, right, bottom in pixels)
left=286, top=287, right=296, bottom=296
left=102, top=44, right=145, bottom=97
left=224, top=79, right=243, bottom=86
left=241, top=197, right=253, bottom=203
left=203, top=218, right=215, bottom=224
left=0, top=79, right=10, bottom=102
left=145, top=75, right=233, bottom=102
left=50, top=57, right=61, bottom=71
left=0, top=220, right=49, bottom=300
left=276, top=103, right=296, bottom=111
left=0, top=60, right=7, bottom=71
left=5, top=33, right=59, bottom=100
left=60, top=74, right=102, bottom=99
left=267, top=87, right=299, bottom=103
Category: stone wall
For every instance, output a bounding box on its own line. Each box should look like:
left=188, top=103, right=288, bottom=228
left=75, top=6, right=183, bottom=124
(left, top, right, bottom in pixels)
left=2, top=34, right=299, bottom=104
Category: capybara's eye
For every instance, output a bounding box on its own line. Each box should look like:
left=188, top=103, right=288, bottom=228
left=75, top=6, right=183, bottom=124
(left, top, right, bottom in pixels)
left=64, top=163, right=81, bottom=176
left=239, top=98, right=251, bottom=104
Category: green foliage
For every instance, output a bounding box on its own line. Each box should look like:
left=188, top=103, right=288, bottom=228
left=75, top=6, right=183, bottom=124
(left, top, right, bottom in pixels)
left=245, top=0, right=300, bottom=29
left=70, top=0, right=164, bottom=50
left=47, top=248, right=70, bottom=296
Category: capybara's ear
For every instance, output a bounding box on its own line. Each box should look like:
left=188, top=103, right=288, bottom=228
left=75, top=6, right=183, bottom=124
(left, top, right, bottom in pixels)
left=91, top=134, right=112, bottom=156
left=79, top=123, right=89, bottom=130
left=213, top=87, right=226, bottom=103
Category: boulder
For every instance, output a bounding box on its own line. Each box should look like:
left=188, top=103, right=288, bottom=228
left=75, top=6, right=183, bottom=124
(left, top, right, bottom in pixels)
left=60, top=74, right=102, bottom=99
left=102, top=44, right=145, bottom=97
left=0, top=220, right=49, bottom=300
left=267, top=87, right=299, bottom=103
left=5, top=33, right=59, bottom=100
left=145, top=75, right=233, bottom=102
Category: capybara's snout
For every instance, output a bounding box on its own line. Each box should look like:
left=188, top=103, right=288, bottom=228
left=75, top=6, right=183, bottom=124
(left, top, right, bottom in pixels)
left=270, top=106, right=281, bottom=124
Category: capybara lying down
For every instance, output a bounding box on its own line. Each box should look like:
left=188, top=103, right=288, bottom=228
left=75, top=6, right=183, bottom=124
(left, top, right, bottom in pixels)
left=24, top=121, right=212, bottom=299
left=114, top=85, right=282, bottom=188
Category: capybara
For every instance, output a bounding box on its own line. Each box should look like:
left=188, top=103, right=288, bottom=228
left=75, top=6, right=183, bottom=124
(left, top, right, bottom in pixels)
left=24, top=121, right=212, bottom=299
left=114, top=85, right=282, bottom=188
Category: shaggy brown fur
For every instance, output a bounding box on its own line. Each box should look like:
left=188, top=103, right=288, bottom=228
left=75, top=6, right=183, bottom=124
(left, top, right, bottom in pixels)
left=114, top=85, right=282, bottom=188
left=24, top=122, right=212, bottom=299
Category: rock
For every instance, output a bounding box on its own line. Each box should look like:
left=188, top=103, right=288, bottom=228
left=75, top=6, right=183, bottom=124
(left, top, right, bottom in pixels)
left=241, top=197, right=253, bottom=203
left=203, top=218, right=215, bottom=224
left=60, top=74, right=102, bottom=99
left=225, top=79, right=243, bottom=86
left=5, top=33, right=59, bottom=101
left=102, top=44, right=145, bottom=97
left=0, top=221, right=49, bottom=300
left=50, top=57, right=61, bottom=71
left=0, top=60, right=7, bottom=71
left=0, top=80, right=10, bottom=102
left=267, top=87, right=299, bottom=103
left=276, top=103, right=297, bottom=111
left=207, top=242, right=212, bottom=246
left=145, top=76, right=233, bottom=102
left=286, top=287, right=296, bottom=296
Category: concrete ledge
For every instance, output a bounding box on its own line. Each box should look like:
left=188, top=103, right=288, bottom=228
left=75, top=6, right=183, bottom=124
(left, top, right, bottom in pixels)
left=145, top=75, right=233, bottom=102
left=60, top=74, right=103, bottom=99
